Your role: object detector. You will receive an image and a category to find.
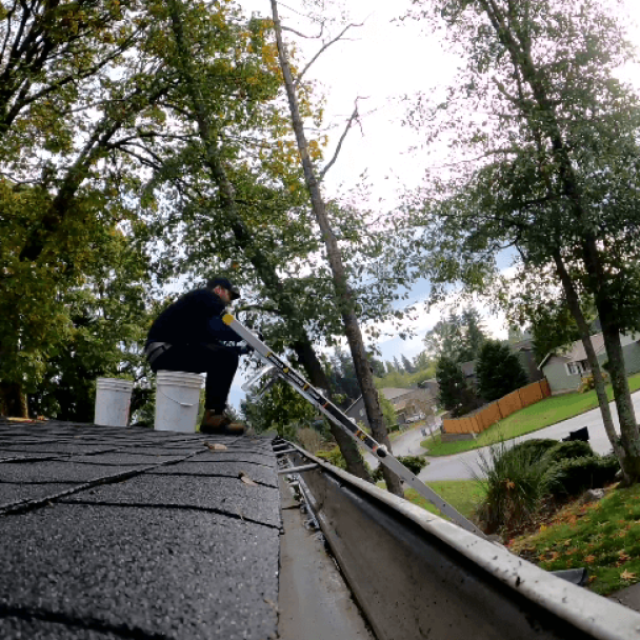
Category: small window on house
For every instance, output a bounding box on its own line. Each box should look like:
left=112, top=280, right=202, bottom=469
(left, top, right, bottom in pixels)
left=566, top=361, right=586, bottom=376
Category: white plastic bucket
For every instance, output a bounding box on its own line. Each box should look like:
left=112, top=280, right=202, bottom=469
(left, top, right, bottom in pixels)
left=94, top=378, right=133, bottom=427
left=154, top=370, right=204, bottom=433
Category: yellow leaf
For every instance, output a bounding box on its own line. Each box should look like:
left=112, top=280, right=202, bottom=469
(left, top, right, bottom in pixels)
left=621, top=570, right=636, bottom=581
left=239, top=471, right=258, bottom=487
left=204, top=441, right=228, bottom=452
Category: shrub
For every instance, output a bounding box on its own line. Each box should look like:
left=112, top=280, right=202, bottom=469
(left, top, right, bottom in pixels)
left=505, top=439, right=558, bottom=463
left=542, top=440, right=593, bottom=464
left=547, top=455, right=620, bottom=497
left=371, top=455, right=428, bottom=482
left=296, top=427, right=324, bottom=454
left=475, top=441, right=559, bottom=534
left=578, top=371, right=609, bottom=393
left=316, top=445, right=347, bottom=469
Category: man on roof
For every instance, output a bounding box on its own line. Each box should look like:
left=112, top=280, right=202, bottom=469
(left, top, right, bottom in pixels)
left=144, top=276, right=247, bottom=435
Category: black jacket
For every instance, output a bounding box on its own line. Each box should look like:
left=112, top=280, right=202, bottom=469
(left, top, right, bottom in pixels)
left=146, top=289, right=241, bottom=346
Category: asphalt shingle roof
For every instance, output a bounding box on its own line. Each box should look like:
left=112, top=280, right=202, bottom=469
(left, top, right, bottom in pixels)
left=0, top=419, right=280, bottom=640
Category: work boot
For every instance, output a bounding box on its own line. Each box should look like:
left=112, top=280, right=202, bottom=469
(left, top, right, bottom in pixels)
left=200, top=410, right=245, bottom=436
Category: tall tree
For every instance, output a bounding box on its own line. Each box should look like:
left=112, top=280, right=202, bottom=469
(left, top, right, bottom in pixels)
left=269, top=0, right=403, bottom=495
left=408, top=0, right=640, bottom=482
left=436, top=356, right=480, bottom=417
left=476, top=340, right=528, bottom=403
left=401, top=354, right=416, bottom=374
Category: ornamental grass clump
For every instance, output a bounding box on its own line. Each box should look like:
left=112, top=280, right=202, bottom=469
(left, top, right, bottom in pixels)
left=475, top=441, right=560, bottom=534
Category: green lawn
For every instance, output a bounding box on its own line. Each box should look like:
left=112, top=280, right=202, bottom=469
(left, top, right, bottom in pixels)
left=405, top=480, right=486, bottom=520
left=422, top=373, right=640, bottom=457
left=510, top=484, right=640, bottom=596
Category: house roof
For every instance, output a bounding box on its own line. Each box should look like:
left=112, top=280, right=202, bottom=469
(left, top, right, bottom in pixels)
left=380, top=388, right=413, bottom=401
left=0, top=418, right=280, bottom=639
left=539, top=332, right=640, bottom=369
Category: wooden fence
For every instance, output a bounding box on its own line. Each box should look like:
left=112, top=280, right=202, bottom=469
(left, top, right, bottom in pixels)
left=442, top=379, right=551, bottom=435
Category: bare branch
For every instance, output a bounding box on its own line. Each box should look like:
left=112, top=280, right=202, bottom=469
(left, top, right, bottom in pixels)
left=319, top=99, right=364, bottom=182
left=294, top=22, right=363, bottom=88
left=282, top=23, right=324, bottom=39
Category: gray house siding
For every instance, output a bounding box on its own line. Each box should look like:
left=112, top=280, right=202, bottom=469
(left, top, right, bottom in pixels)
left=345, top=397, right=369, bottom=428
left=543, top=341, right=640, bottom=394
left=623, top=342, right=640, bottom=376
left=543, top=356, right=583, bottom=394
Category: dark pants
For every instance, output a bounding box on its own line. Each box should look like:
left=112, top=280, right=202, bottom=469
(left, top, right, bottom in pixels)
left=151, top=344, right=239, bottom=414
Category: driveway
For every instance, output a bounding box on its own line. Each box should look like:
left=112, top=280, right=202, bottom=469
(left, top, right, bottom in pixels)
left=363, top=389, right=640, bottom=482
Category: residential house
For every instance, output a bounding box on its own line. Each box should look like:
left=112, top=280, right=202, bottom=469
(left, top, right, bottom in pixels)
left=539, top=332, right=640, bottom=394
left=345, top=387, right=438, bottom=428
left=511, top=337, right=545, bottom=384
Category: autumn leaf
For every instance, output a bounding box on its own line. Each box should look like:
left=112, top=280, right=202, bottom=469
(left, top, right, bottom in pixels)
left=584, top=555, right=596, bottom=564
left=239, top=471, right=258, bottom=486
left=621, top=570, right=636, bottom=581
left=204, top=441, right=228, bottom=452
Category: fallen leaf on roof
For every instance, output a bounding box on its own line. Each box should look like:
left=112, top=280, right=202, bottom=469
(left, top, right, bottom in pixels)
left=204, top=442, right=228, bottom=452
left=239, top=471, right=258, bottom=486
left=621, top=570, right=636, bottom=581
left=263, top=597, right=279, bottom=613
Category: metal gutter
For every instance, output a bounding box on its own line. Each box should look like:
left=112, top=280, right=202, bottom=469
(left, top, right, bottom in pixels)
left=278, top=441, right=640, bottom=640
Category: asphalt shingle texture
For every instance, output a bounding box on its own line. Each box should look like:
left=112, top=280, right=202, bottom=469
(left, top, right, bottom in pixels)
left=0, top=419, right=280, bottom=640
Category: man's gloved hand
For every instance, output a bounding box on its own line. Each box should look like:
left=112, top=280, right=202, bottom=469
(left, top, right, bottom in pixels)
left=234, top=343, right=253, bottom=356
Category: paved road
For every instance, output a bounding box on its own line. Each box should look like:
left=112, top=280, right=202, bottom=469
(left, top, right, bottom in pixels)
left=364, top=389, right=640, bottom=481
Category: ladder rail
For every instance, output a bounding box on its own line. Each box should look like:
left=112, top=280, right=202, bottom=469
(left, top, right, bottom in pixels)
left=224, top=313, right=484, bottom=537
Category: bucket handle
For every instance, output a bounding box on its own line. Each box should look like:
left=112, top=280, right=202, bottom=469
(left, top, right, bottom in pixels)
left=158, top=386, right=196, bottom=408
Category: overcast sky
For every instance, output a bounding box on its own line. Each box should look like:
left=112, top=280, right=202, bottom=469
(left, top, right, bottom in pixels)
left=229, top=0, right=640, bottom=408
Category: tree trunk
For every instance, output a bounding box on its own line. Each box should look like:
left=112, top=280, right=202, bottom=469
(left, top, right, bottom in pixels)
left=166, top=0, right=372, bottom=481
left=553, top=251, right=631, bottom=481
left=270, top=0, right=403, bottom=497
left=496, top=11, right=640, bottom=480
left=0, top=382, right=28, bottom=418
left=597, top=302, right=640, bottom=481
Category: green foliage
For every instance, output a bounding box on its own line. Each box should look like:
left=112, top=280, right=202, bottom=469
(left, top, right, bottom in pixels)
left=241, top=379, right=316, bottom=436
left=424, top=307, right=487, bottom=363
left=531, top=302, right=590, bottom=364
left=406, top=0, right=640, bottom=472
left=542, top=440, right=594, bottom=464
left=375, top=367, right=431, bottom=390
left=379, top=393, right=398, bottom=430
left=509, top=439, right=558, bottom=463
left=476, top=442, right=560, bottom=534
left=476, top=340, right=528, bottom=402
left=547, top=456, right=620, bottom=498
left=436, top=356, right=479, bottom=417
left=316, top=445, right=347, bottom=470
left=477, top=438, right=618, bottom=533
left=372, top=455, right=427, bottom=482
left=579, top=372, right=609, bottom=394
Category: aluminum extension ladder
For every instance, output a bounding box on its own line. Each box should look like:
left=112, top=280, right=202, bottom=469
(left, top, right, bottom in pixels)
left=224, top=312, right=484, bottom=536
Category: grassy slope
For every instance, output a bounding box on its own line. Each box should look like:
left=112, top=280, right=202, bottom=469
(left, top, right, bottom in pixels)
left=509, top=484, right=640, bottom=596
left=406, top=480, right=485, bottom=519
left=422, top=373, right=640, bottom=457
